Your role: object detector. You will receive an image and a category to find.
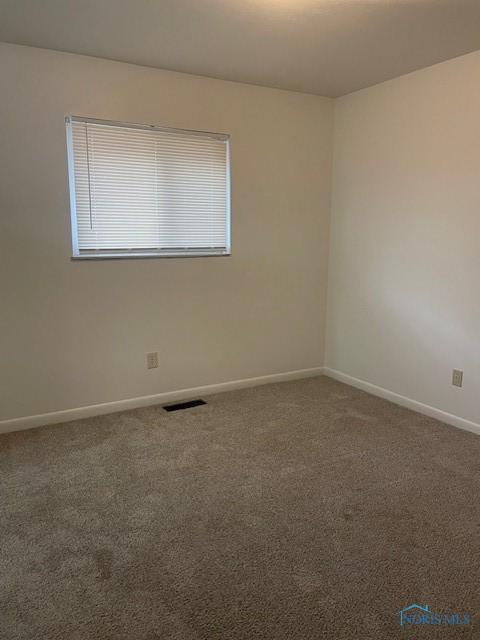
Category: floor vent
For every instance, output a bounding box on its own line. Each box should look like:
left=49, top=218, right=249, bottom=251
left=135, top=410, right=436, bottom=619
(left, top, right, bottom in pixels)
left=163, top=399, right=207, bottom=412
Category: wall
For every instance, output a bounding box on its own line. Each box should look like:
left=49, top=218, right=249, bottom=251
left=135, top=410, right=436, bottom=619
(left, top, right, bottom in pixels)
left=326, top=51, right=480, bottom=426
left=0, top=43, right=333, bottom=423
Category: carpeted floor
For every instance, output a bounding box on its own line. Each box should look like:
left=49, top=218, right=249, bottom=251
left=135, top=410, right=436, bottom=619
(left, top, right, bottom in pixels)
left=1, top=375, right=479, bottom=639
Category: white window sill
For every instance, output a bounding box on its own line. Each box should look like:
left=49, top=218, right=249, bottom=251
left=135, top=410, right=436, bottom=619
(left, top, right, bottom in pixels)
left=71, top=251, right=231, bottom=260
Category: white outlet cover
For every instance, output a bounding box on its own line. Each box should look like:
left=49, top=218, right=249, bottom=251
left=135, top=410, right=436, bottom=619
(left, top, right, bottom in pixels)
left=452, top=369, right=463, bottom=388
left=147, top=352, right=158, bottom=369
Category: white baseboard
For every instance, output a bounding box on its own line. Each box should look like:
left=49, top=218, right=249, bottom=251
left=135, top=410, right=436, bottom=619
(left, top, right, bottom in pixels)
left=5, top=365, right=477, bottom=438
left=324, top=367, right=480, bottom=437
left=0, top=366, right=324, bottom=434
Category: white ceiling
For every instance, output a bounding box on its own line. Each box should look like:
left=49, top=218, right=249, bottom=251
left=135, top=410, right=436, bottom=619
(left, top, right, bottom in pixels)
left=1, top=0, right=480, bottom=97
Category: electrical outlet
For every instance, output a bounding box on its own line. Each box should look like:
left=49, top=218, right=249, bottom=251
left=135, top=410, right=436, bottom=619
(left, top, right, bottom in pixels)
left=452, top=369, right=463, bottom=388
left=147, top=352, right=158, bottom=369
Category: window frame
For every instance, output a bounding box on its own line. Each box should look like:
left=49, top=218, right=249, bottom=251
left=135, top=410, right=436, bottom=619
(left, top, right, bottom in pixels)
left=65, top=116, right=232, bottom=260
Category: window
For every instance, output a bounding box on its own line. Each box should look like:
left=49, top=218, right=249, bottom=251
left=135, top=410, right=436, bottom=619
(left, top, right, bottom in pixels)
left=66, top=116, right=231, bottom=258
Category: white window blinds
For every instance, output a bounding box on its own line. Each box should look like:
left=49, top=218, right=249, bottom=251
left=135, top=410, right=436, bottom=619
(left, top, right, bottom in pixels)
left=66, top=117, right=230, bottom=258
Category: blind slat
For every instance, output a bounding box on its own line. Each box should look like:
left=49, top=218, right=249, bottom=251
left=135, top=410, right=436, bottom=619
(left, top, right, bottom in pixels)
left=67, top=118, right=230, bottom=256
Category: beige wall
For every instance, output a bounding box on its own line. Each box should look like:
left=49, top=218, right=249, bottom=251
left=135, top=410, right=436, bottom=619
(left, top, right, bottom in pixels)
left=4, top=42, right=477, bottom=428
left=327, top=51, right=480, bottom=425
left=0, top=43, right=333, bottom=421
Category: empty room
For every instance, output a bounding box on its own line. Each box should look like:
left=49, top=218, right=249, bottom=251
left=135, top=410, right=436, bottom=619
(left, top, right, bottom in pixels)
left=1, top=1, right=479, bottom=638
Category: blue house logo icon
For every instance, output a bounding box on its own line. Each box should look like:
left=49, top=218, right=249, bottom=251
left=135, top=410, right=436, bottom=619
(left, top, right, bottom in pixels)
left=399, top=603, right=471, bottom=626
left=399, top=604, right=430, bottom=626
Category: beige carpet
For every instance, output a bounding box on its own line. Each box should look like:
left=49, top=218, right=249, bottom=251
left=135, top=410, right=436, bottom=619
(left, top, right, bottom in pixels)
left=1, top=375, right=479, bottom=639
